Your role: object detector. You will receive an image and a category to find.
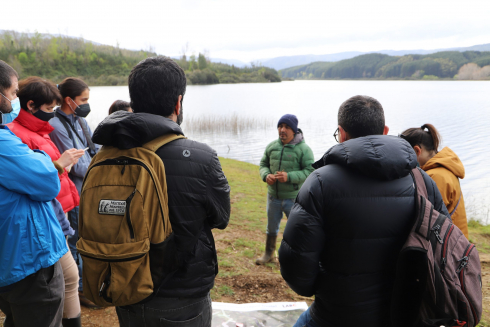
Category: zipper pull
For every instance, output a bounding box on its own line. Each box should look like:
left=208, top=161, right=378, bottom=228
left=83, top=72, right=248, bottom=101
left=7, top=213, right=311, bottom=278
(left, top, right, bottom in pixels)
left=456, top=256, right=469, bottom=273
left=99, top=281, right=106, bottom=297
left=441, top=257, right=447, bottom=273
left=431, top=225, right=443, bottom=244
left=121, top=160, right=128, bottom=175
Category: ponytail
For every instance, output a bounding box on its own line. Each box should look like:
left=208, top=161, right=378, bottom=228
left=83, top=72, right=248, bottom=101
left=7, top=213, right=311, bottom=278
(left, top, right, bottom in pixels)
left=58, top=77, right=89, bottom=100
left=400, top=123, right=441, bottom=153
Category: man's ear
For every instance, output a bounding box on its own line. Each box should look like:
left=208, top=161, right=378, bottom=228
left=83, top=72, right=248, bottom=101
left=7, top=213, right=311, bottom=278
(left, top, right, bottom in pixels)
left=174, top=95, right=182, bottom=116
left=64, top=97, right=71, bottom=106
left=339, top=125, right=349, bottom=143
left=383, top=125, right=389, bottom=135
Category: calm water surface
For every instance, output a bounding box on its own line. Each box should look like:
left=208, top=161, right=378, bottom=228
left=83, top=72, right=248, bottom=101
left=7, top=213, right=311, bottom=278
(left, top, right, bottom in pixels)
left=86, top=81, right=490, bottom=221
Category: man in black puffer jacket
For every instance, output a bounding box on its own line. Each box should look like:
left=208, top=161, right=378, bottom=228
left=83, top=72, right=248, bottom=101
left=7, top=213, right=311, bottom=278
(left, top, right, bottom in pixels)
left=92, top=57, right=230, bottom=327
left=279, top=95, right=449, bottom=327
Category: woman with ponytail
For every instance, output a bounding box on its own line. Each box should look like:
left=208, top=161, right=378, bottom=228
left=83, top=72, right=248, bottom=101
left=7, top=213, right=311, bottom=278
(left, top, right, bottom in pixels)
left=49, top=77, right=100, bottom=309
left=400, top=124, right=468, bottom=238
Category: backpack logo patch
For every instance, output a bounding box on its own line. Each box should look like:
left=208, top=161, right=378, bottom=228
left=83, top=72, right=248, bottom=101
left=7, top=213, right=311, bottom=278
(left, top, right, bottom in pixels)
left=99, top=200, right=126, bottom=216
left=183, top=150, right=191, bottom=157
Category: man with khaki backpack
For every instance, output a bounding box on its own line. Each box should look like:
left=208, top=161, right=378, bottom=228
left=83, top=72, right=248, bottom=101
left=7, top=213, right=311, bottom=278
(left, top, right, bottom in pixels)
left=77, top=56, right=230, bottom=326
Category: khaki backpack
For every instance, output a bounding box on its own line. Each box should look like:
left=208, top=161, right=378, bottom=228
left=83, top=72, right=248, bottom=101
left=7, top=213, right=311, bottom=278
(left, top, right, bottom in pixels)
left=76, top=134, right=185, bottom=307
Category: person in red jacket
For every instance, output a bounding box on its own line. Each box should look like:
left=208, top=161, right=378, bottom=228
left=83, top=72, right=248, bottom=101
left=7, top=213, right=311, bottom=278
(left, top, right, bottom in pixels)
left=7, top=76, right=85, bottom=327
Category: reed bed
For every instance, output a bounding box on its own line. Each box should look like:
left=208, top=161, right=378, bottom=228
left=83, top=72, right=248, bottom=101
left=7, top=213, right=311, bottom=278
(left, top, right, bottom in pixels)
left=182, top=114, right=275, bottom=134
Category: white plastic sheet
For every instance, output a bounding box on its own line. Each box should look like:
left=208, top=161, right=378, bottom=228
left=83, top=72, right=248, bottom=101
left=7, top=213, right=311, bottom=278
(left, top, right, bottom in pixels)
left=212, top=302, right=308, bottom=327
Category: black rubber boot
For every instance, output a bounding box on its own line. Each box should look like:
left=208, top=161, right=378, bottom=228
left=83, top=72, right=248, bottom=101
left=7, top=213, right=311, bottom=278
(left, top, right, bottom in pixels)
left=62, top=315, right=82, bottom=327
left=255, top=234, right=277, bottom=265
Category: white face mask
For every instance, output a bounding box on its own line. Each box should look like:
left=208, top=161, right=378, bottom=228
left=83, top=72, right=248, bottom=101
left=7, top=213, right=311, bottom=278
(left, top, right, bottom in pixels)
left=0, top=93, right=21, bottom=124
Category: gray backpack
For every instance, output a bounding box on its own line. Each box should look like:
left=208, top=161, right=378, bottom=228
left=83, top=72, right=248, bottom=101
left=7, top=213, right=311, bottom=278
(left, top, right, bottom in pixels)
left=391, top=168, right=482, bottom=327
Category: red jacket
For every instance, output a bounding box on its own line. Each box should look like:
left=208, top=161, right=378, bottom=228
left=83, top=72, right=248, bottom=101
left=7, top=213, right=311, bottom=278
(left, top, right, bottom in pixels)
left=8, top=109, right=79, bottom=212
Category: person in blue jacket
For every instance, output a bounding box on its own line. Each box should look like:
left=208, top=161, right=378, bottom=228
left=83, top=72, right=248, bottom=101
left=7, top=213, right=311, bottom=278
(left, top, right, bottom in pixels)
left=0, top=60, right=67, bottom=327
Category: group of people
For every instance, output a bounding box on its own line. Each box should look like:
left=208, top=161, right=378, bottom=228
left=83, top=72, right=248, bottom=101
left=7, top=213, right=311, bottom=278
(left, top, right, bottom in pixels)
left=0, top=53, right=472, bottom=327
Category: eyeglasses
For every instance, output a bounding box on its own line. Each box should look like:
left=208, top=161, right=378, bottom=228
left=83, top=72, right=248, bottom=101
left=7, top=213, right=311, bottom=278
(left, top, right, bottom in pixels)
left=333, top=127, right=340, bottom=143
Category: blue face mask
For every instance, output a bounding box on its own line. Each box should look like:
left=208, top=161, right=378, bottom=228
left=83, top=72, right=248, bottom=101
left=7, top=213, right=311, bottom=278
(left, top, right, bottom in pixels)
left=0, top=93, right=21, bottom=124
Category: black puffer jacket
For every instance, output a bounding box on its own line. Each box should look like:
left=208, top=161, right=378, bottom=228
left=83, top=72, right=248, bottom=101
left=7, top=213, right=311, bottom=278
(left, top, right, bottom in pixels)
left=278, top=135, right=449, bottom=327
left=92, top=111, right=231, bottom=298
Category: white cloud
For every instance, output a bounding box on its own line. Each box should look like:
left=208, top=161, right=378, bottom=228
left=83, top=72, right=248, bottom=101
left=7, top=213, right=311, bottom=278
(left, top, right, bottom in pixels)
left=4, top=0, right=490, bottom=62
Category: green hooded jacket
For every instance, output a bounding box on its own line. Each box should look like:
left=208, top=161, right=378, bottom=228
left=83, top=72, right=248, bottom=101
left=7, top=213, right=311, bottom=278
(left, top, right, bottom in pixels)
left=259, top=130, right=315, bottom=199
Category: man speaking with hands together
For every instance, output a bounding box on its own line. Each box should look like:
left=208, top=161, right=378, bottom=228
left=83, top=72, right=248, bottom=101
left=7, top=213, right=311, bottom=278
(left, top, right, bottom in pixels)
left=257, top=114, right=314, bottom=265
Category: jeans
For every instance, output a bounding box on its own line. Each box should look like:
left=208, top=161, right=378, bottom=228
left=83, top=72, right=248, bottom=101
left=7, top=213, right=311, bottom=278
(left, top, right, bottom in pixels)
left=293, top=308, right=320, bottom=327
left=0, top=262, right=64, bottom=327
left=116, top=293, right=212, bottom=327
left=67, top=206, right=83, bottom=292
left=267, top=195, right=294, bottom=236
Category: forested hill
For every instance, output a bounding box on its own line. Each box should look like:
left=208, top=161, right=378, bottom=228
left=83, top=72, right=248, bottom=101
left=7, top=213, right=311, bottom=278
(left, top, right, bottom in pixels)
left=280, top=51, right=490, bottom=80
left=0, top=30, right=281, bottom=85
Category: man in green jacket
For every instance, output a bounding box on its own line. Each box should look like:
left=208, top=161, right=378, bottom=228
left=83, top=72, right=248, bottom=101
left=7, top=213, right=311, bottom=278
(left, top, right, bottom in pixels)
left=257, top=114, right=314, bottom=265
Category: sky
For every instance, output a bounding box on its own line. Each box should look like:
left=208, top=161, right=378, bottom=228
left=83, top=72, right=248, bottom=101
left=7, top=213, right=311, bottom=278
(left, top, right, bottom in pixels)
left=3, top=0, right=490, bottom=63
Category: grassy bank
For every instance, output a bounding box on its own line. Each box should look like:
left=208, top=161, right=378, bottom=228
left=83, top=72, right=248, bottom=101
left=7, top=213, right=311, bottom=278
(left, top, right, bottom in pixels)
left=211, top=158, right=303, bottom=303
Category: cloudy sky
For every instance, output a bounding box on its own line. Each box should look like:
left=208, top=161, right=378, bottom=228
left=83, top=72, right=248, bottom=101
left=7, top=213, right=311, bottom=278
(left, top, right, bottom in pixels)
left=3, top=0, right=490, bottom=62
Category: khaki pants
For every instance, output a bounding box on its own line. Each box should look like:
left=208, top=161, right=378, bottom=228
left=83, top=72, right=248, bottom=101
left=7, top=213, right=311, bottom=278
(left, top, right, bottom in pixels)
left=59, top=239, right=80, bottom=319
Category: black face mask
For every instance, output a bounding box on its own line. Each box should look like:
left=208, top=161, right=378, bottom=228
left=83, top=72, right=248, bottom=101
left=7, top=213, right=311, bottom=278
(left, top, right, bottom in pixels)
left=33, top=109, right=55, bottom=122
left=75, top=103, right=91, bottom=118
left=69, top=99, right=91, bottom=118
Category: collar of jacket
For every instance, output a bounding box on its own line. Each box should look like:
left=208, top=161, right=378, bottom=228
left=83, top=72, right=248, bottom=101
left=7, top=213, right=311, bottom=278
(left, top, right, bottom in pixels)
left=55, top=107, right=78, bottom=124
left=278, top=129, right=304, bottom=147
left=15, top=108, right=54, bottom=135
left=313, top=135, right=417, bottom=181
left=92, top=110, right=184, bottom=149
left=422, top=146, right=465, bottom=179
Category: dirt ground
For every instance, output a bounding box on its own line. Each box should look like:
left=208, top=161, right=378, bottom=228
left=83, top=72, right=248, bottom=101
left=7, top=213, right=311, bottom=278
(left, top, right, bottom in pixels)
left=1, top=255, right=487, bottom=327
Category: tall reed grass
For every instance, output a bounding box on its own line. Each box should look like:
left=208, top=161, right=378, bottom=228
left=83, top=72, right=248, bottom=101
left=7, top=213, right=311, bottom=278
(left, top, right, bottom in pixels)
left=182, top=114, right=274, bottom=134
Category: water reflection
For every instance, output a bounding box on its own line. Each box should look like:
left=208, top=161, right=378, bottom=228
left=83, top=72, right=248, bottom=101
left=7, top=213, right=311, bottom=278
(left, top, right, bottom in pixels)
left=86, top=81, right=490, bottom=222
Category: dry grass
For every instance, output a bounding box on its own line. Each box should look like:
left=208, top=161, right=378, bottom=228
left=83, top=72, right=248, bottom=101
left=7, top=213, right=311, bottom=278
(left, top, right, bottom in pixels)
left=182, top=114, right=274, bottom=134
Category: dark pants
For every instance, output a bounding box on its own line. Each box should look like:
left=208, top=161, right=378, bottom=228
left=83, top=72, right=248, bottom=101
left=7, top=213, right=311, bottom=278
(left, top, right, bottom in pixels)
left=116, top=293, right=212, bottom=327
left=0, top=262, right=64, bottom=327
left=293, top=307, right=320, bottom=327
left=67, top=206, right=83, bottom=292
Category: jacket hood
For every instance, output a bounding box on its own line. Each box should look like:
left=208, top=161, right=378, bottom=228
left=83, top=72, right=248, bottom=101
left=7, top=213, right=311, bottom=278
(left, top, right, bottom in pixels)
left=422, top=147, right=465, bottom=179
left=313, top=135, right=417, bottom=181
left=289, top=129, right=304, bottom=145
left=14, top=108, right=54, bottom=135
left=92, top=111, right=184, bottom=149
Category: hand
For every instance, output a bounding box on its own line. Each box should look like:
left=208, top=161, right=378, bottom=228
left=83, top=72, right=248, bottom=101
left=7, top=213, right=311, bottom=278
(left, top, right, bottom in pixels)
left=275, top=171, right=288, bottom=183
left=266, top=174, right=276, bottom=185
left=55, top=148, right=85, bottom=168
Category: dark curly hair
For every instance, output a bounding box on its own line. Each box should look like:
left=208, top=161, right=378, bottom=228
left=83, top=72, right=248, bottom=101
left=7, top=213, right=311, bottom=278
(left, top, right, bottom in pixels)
left=128, top=56, right=186, bottom=117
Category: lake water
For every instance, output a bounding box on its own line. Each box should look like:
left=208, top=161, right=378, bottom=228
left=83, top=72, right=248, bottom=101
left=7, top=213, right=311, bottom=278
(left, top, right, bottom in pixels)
left=85, top=81, right=490, bottom=222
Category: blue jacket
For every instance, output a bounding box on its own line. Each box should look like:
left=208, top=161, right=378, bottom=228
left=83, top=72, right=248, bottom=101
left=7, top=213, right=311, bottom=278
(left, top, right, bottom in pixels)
left=0, top=125, right=67, bottom=287
left=49, top=109, right=100, bottom=195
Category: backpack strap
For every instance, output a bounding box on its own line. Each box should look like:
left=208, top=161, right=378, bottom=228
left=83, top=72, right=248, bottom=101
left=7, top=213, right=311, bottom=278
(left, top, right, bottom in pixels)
left=56, top=111, right=96, bottom=157
left=449, top=180, right=462, bottom=218
left=411, top=167, right=429, bottom=199
left=55, top=111, right=78, bottom=150
left=142, top=134, right=186, bottom=152
left=78, top=118, right=97, bottom=157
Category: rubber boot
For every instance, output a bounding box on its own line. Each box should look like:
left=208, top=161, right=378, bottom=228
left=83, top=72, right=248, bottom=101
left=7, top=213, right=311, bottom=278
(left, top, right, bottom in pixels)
left=62, top=314, right=82, bottom=327
left=255, top=234, right=277, bottom=265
